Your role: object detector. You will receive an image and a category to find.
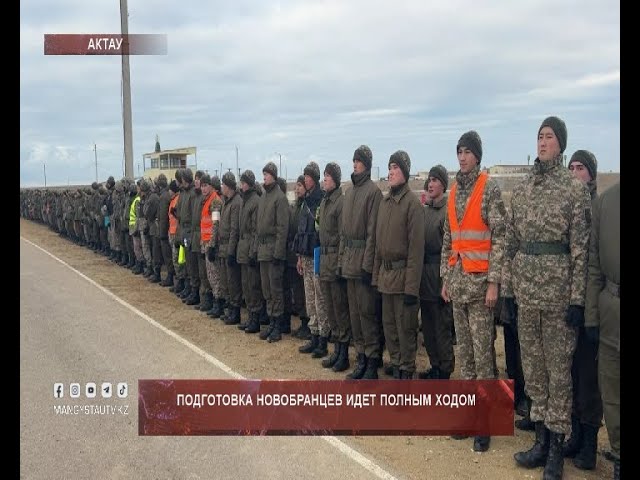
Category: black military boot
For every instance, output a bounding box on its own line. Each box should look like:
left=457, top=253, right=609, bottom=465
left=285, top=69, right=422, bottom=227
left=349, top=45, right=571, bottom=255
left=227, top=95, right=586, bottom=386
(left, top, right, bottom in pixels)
left=170, top=277, right=184, bottom=294
left=346, top=354, right=367, bottom=379
left=383, top=363, right=395, bottom=376
left=178, top=280, right=192, bottom=298
left=259, top=306, right=270, bottom=325
left=322, top=342, right=341, bottom=368
left=473, top=436, right=491, bottom=452
left=127, top=254, right=136, bottom=269
left=143, top=262, right=154, bottom=278
left=362, top=357, right=380, bottom=379
left=280, top=313, right=291, bottom=334
left=207, top=298, right=222, bottom=318
left=418, top=366, right=441, bottom=379
left=117, top=252, right=127, bottom=266
left=312, top=336, right=329, bottom=358
left=400, top=370, right=414, bottom=379
left=299, top=317, right=312, bottom=339
left=149, top=265, right=162, bottom=283
left=563, top=416, right=582, bottom=458
left=260, top=317, right=276, bottom=340
left=543, top=431, right=565, bottom=480
left=299, top=334, right=319, bottom=354
left=132, top=260, right=144, bottom=275
left=244, top=311, right=261, bottom=334
left=199, top=291, right=214, bottom=312
left=332, top=342, right=350, bottom=372
left=185, top=290, right=200, bottom=306
left=160, top=271, right=174, bottom=287
left=573, top=424, right=598, bottom=470
left=515, top=397, right=536, bottom=431
left=212, top=299, right=226, bottom=319
left=267, top=315, right=284, bottom=343
left=292, top=316, right=308, bottom=338
left=514, top=421, right=550, bottom=468
left=224, top=306, right=241, bottom=325
left=614, top=458, right=620, bottom=480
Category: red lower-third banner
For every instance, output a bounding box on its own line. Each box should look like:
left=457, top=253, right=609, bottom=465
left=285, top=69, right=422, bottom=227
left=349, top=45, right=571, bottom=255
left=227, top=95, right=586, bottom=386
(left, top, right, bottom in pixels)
left=138, top=380, right=514, bottom=436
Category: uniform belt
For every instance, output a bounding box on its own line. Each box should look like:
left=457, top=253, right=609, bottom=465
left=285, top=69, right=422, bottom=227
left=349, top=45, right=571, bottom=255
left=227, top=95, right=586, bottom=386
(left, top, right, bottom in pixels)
left=423, top=253, right=441, bottom=264
left=383, top=259, right=407, bottom=270
left=320, top=246, right=338, bottom=254
left=606, top=278, right=620, bottom=298
left=344, top=238, right=366, bottom=248
left=518, top=241, right=570, bottom=255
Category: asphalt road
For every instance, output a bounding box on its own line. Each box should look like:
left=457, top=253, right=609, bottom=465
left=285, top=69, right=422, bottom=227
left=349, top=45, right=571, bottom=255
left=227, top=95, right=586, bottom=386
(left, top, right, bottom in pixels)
left=20, top=238, right=399, bottom=480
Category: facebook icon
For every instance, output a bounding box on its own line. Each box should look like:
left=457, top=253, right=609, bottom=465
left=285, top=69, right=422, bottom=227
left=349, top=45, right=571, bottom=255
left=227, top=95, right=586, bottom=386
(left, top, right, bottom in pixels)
left=53, top=383, right=64, bottom=399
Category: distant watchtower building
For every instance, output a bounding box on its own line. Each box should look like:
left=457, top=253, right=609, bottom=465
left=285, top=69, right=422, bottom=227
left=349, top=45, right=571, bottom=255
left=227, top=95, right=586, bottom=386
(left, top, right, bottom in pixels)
left=141, top=135, right=197, bottom=179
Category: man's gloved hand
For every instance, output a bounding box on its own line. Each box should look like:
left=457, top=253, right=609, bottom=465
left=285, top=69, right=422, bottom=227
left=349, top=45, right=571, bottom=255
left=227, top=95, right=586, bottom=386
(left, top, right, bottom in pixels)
left=504, top=297, right=518, bottom=327
left=566, top=305, right=586, bottom=328
left=227, top=254, right=237, bottom=267
left=361, top=269, right=372, bottom=286
left=143, top=226, right=149, bottom=235
left=248, top=257, right=257, bottom=267
left=174, top=237, right=181, bottom=248
left=404, top=294, right=418, bottom=306
left=585, top=326, right=600, bottom=345
left=207, top=246, right=217, bottom=262
left=273, top=258, right=286, bottom=267
left=170, top=207, right=177, bottom=217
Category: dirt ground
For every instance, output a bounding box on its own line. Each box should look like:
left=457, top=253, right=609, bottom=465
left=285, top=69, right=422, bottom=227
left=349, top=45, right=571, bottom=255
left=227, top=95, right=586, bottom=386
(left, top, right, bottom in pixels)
left=20, top=219, right=614, bottom=480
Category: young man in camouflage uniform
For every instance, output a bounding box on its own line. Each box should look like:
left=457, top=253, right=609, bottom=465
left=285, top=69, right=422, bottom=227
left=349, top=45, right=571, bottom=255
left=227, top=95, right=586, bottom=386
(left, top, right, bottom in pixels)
left=563, top=150, right=603, bottom=470
left=296, top=161, right=328, bottom=357
left=418, top=165, right=455, bottom=380
left=256, top=162, right=290, bottom=342
left=340, top=145, right=384, bottom=379
left=236, top=170, right=262, bottom=333
left=318, top=162, right=351, bottom=371
left=442, top=131, right=506, bottom=453
left=289, top=176, right=310, bottom=339
left=373, top=150, right=425, bottom=381
left=585, top=181, right=619, bottom=480
left=504, top=117, right=591, bottom=479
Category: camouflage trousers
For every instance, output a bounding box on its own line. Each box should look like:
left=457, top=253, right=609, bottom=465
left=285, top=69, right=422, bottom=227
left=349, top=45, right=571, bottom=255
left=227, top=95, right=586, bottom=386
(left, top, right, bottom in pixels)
left=205, top=253, right=221, bottom=299
left=452, top=300, right=495, bottom=380
left=140, top=232, right=152, bottom=264
left=131, top=235, right=143, bottom=261
left=169, top=234, right=185, bottom=279
left=519, top=306, right=577, bottom=434
left=301, top=256, right=329, bottom=337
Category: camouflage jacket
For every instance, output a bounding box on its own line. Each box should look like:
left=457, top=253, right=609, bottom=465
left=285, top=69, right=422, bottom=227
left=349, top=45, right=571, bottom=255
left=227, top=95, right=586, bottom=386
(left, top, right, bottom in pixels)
left=441, top=166, right=506, bottom=303
left=502, top=156, right=591, bottom=308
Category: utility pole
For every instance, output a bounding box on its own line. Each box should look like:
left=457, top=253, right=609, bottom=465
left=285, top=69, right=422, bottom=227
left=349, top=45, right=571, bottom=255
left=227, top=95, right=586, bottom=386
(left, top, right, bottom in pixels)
left=235, top=145, right=239, bottom=179
left=120, top=0, right=134, bottom=179
left=43, top=163, right=47, bottom=187
left=94, top=143, right=98, bottom=182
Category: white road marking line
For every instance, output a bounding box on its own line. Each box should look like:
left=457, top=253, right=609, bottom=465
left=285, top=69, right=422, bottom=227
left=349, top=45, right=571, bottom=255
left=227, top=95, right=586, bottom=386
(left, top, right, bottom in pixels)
left=20, top=235, right=400, bottom=480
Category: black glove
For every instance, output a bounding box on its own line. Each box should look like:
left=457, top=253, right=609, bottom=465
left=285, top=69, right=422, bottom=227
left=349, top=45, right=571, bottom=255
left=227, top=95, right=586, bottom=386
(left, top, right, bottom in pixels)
left=273, top=258, right=286, bottom=267
left=227, top=254, right=237, bottom=267
left=248, top=257, right=257, bottom=267
left=143, top=226, right=149, bottom=235
left=585, top=326, right=600, bottom=345
left=504, top=297, right=518, bottom=327
left=566, top=305, right=585, bottom=328
left=361, top=269, right=372, bottom=286
left=170, top=207, right=177, bottom=217
left=404, top=294, right=418, bottom=306
left=207, top=246, right=217, bottom=262
left=174, top=238, right=181, bottom=248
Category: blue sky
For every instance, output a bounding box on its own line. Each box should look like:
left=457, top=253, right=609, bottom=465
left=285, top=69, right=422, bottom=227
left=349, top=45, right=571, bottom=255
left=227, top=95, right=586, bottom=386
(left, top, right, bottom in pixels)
left=20, top=0, right=620, bottom=187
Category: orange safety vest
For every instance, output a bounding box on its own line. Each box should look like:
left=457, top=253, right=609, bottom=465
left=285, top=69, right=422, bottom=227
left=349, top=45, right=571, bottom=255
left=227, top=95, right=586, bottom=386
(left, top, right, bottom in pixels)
left=200, top=191, right=219, bottom=243
left=168, top=194, right=179, bottom=235
left=447, top=171, right=491, bottom=273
